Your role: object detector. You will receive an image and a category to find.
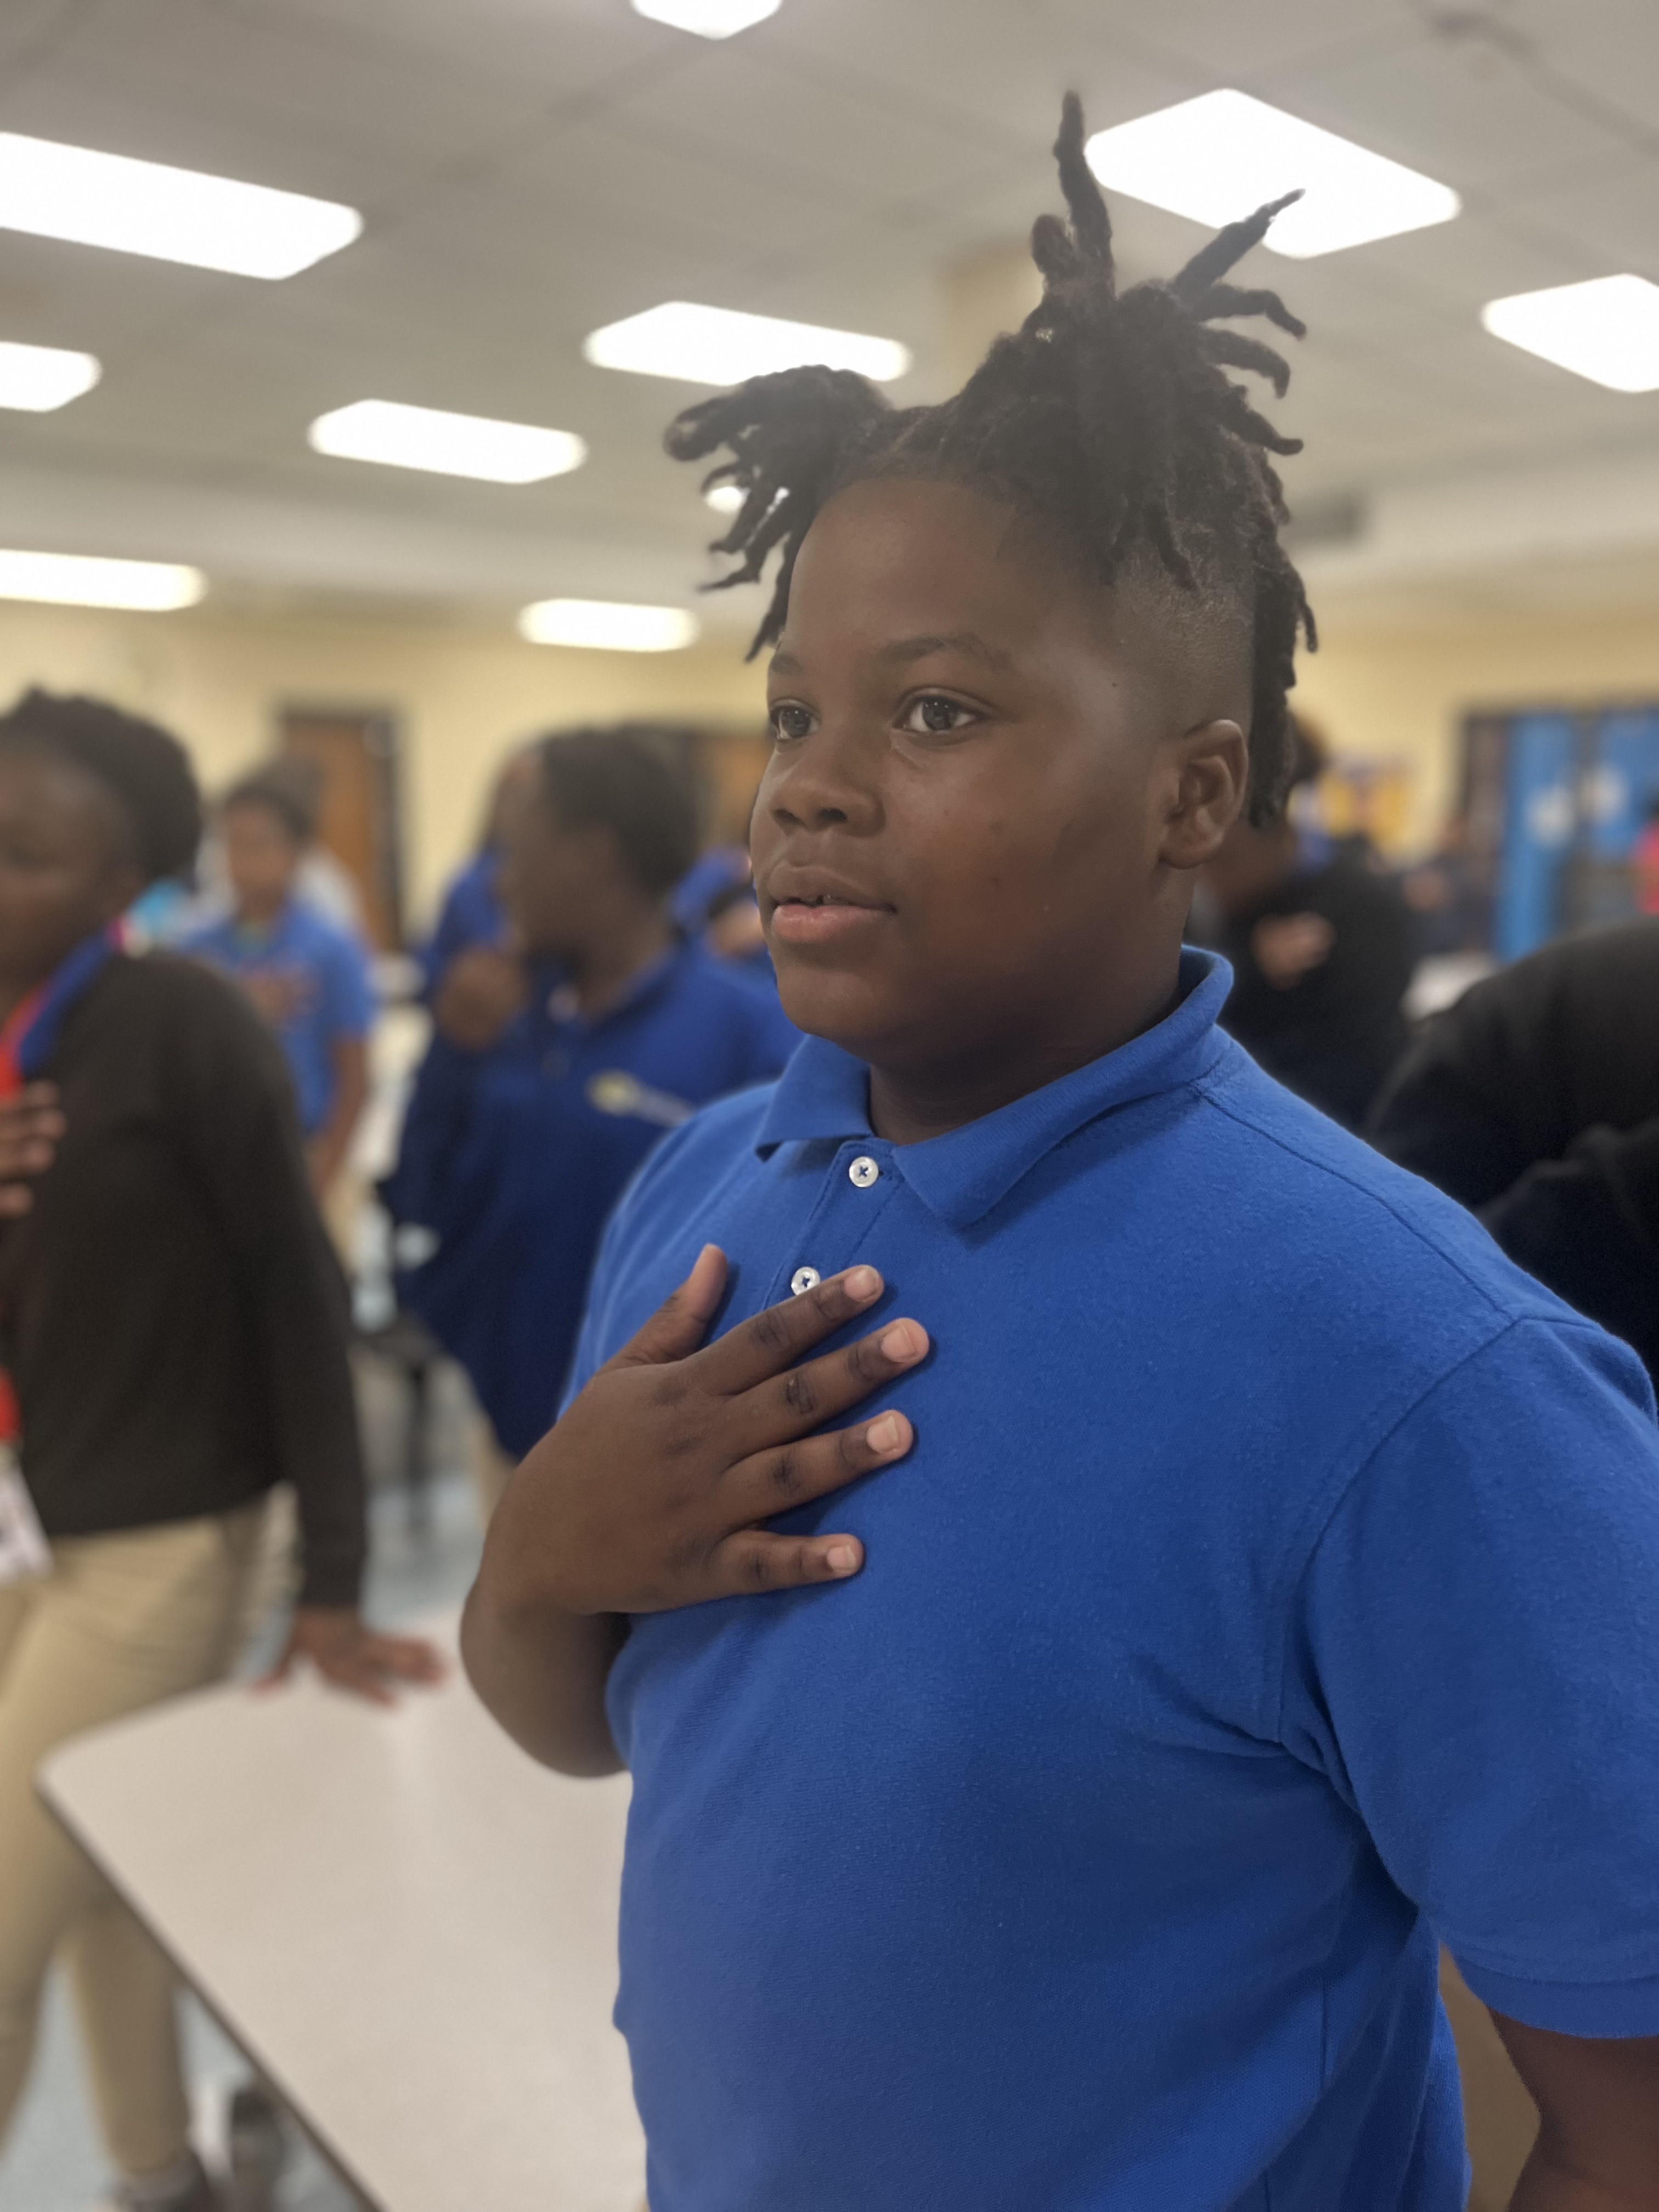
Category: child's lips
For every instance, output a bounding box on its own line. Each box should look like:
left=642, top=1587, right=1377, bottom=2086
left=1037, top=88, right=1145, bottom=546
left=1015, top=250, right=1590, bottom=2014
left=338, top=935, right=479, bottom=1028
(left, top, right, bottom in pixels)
left=768, top=897, right=890, bottom=946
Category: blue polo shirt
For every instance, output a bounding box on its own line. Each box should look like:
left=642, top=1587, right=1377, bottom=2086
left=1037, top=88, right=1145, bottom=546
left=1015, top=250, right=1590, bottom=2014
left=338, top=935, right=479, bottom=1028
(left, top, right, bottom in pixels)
left=383, top=942, right=797, bottom=1457
left=566, top=950, right=1659, bottom=2212
left=182, top=901, right=373, bottom=1137
left=419, top=851, right=506, bottom=991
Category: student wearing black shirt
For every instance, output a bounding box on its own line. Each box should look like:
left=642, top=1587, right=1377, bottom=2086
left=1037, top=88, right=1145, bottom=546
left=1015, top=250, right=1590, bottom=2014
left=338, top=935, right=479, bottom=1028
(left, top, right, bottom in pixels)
left=1370, top=918, right=1659, bottom=1381
left=1199, top=724, right=1418, bottom=1128
left=0, top=691, right=437, bottom=2212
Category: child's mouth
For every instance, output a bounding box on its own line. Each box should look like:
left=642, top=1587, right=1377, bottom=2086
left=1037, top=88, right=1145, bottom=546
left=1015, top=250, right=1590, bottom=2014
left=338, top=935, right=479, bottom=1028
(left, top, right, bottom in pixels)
left=769, top=895, right=889, bottom=946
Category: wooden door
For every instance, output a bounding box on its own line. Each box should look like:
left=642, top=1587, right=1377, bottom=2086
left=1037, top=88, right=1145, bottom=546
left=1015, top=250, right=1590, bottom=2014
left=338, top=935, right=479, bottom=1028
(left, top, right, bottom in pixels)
left=279, top=708, right=405, bottom=950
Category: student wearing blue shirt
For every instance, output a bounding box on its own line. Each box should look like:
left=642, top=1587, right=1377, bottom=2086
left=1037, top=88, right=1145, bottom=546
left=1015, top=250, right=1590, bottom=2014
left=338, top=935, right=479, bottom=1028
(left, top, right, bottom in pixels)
left=382, top=727, right=797, bottom=1475
left=416, top=748, right=538, bottom=995
left=184, top=775, right=374, bottom=1198
left=463, top=105, right=1659, bottom=2212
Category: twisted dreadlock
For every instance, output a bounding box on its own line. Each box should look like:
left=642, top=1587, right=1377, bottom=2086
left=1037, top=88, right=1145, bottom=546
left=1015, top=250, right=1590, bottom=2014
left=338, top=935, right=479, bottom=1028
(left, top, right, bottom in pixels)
left=666, top=94, right=1316, bottom=823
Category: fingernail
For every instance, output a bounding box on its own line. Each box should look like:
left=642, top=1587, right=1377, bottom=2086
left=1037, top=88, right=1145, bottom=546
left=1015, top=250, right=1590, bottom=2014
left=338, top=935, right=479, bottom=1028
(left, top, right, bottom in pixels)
left=845, top=1266, right=881, bottom=1301
left=867, top=1414, right=903, bottom=1454
left=881, top=1322, right=922, bottom=1361
left=825, top=1543, right=859, bottom=1576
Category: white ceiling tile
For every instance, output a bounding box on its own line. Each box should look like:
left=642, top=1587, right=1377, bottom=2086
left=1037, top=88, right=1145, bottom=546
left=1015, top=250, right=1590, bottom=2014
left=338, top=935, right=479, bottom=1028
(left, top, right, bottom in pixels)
left=1283, top=33, right=1625, bottom=190
left=0, top=0, right=1654, bottom=606
left=1498, top=153, right=1659, bottom=277
left=1048, top=0, right=1412, bottom=84
left=1516, top=0, right=1659, bottom=131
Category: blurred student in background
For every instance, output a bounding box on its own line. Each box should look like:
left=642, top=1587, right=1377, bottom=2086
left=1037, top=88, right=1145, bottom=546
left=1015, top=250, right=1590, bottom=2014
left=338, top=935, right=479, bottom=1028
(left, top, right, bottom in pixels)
left=672, top=840, right=777, bottom=994
left=1199, top=720, right=1417, bottom=1128
left=418, top=747, right=539, bottom=992
left=0, top=691, right=437, bottom=2212
left=183, top=771, right=373, bottom=1204
left=1400, top=811, right=1488, bottom=957
left=382, top=725, right=796, bottom=1507
left=1371, top=916, right=1659, bottom=1383
left=1632, top=795, right=1659, bottom=918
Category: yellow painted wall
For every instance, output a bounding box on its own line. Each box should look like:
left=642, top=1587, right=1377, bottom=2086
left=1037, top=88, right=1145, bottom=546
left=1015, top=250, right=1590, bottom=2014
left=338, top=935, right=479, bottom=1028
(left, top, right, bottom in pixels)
left=0, top=599, right=768, bottom=927
left=1295, top=600, right=1659, bottom=856
left=6, top=590, right=1659, bottom=911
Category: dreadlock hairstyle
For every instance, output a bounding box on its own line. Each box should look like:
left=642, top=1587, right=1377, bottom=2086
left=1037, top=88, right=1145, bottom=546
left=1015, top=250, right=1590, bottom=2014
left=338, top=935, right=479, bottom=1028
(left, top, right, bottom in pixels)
left=666, top=94, right=1316, bottom=824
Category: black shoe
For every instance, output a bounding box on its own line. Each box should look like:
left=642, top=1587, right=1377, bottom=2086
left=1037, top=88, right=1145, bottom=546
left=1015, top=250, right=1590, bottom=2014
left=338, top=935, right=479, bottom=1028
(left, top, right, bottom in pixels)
left=104, top=2149, right=221, bottom=2212
left=225, top=2082, right=288, bottom=2212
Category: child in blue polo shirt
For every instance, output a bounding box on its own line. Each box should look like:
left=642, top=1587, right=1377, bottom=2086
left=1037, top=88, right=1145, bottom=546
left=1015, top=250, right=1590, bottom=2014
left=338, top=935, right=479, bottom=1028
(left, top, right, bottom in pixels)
left=184, top=774, right=374, bottom=1198
left=417, top=747, right=538, bottom=996
left=463, top=103, right=1659, bottom=2211
left=382, top=726, right=796, bottom=1475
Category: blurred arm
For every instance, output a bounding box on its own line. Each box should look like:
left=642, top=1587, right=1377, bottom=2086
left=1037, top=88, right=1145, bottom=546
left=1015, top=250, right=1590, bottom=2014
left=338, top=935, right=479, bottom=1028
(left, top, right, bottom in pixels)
left=1494, top=2013, right=1659, bottom=2209
left=308, top=1032, right=368, bottom=1197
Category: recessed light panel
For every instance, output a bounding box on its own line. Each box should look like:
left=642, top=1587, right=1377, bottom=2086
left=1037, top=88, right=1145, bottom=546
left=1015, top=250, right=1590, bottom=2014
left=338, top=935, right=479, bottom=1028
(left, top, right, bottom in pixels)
left=0, top=549, right=205, bottom=610
left=0, top=340, right=100, bottom=411
left=1481, top=275, right=1659, bottom=394
left=1084, top=90, right=1460, bottom=258
left=308, top=400, right=588, bottom=483
left=631, top=0, right=781, bottom=36
left=584, top=302, right=911, bottom=388
left=518, top=599, right=700, bottom=653
left=0, top=132, right=361, bottom=279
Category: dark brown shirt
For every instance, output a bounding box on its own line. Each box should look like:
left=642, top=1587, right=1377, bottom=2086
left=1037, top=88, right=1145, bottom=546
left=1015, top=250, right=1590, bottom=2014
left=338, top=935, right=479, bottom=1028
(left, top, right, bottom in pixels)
left=0, top=951, right=365, bottom=1605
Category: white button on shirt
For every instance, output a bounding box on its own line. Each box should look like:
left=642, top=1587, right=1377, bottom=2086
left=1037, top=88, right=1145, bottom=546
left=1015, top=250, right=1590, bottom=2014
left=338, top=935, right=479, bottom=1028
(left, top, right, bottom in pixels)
left=790, top=1266, right=821, bottom=1296
left=848, top=1155, right=881, bottom=1188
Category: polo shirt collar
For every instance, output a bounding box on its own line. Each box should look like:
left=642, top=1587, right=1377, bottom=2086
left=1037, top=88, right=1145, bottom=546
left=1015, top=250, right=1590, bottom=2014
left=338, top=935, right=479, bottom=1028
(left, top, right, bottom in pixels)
left=755, top=948, right=1233, bottom=1228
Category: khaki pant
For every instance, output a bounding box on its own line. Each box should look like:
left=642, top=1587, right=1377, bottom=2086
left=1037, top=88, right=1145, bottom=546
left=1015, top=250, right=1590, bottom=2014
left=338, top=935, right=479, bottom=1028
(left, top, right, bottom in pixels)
left=0, top=1501, right=267, bottom=2181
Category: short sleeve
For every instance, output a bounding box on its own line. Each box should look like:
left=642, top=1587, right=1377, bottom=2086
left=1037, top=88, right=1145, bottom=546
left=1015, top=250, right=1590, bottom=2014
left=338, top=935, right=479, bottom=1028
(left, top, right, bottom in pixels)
left=1281, top=1316, right=1659, bottom=2036
left=318, top=928, right=374, bottom=1040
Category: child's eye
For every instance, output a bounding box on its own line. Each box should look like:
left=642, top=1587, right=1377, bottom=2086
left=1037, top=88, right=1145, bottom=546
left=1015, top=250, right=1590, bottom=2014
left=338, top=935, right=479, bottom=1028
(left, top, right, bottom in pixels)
left=901, top=695, right=978, bottom=736
left=769, top=703, right=814, bottom=743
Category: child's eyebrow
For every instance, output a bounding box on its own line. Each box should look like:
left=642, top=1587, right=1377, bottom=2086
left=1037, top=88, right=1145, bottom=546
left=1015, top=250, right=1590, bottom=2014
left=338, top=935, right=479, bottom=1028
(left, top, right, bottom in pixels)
left=766, top=632, right=1014, bottom=683
left=877, top=632, right=1014, bottom=672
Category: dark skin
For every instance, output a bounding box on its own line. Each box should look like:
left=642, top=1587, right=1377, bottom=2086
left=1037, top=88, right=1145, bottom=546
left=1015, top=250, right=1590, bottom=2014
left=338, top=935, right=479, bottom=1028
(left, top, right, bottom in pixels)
left=433, top=782, right=676, bottom=1050
left=0, top=748, right=439, bottom=1706
left=462, top=480, right=1659, bottom=2203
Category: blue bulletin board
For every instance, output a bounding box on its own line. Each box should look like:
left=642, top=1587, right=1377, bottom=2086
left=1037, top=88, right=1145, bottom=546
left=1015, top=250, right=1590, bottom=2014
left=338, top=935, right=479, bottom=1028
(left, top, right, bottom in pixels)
left=1462, top=705, right=1659, bottom=962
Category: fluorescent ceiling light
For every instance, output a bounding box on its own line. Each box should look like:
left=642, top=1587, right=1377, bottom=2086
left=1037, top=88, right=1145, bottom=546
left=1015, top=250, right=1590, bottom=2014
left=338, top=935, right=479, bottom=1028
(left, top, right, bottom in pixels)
left=308, top=399, right=587, bottom=483
left=631, top=0, right=781, bottom=35
left=0, top=549, right=205, bottom=610
left=704, top=482, right=745, bottom=514
left=1481, top=275, right=1659, bottom=394
left=0, top=340, right=100, bottom=411
left=1085, top=89, right=1460, bottom=258
left=0, top=132, right=360, bottom=279
left=518, top=599, right=700, bottom=653
left=584, top=301, right=911, bottom=387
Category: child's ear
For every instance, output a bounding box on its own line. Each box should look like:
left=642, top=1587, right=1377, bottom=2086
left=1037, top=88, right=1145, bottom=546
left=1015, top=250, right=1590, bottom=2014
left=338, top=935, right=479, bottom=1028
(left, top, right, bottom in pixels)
left=1159, top=719, right=1248, bottom=870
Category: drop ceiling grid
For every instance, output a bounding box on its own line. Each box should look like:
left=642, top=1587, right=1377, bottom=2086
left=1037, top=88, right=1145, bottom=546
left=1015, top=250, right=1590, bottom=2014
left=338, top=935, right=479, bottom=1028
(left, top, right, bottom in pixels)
left=0, top=0, right=1654, bottom=610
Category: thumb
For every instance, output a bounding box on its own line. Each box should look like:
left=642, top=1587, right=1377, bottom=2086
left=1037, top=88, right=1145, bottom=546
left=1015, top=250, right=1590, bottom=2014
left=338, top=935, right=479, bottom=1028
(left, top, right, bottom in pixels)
left=606, top=1244, right=727, bottom=1371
